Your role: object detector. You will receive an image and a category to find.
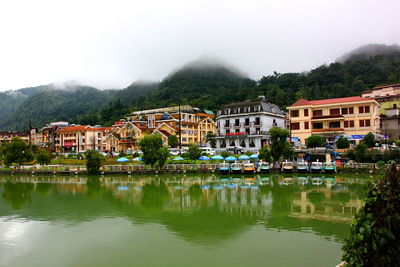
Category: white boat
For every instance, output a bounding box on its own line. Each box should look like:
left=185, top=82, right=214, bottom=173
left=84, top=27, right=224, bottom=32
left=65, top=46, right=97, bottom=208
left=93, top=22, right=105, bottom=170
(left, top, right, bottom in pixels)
left=310, top=160, right=323, bottom=173
left=281, top=161, right=294, bottom=173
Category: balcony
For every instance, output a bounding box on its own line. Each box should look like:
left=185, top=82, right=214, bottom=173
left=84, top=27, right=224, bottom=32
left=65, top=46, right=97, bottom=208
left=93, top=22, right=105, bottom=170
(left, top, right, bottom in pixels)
left=243, top=123, right=251, bottom=128
left=233, top=123, right=241, bottom=128
left=252, top=121, right=262, bottom=127
left=311, top=128, right=344, bottom=133
left=311, top=114, right=344, bottom=120
left=224, top=124, right=231, bottom=129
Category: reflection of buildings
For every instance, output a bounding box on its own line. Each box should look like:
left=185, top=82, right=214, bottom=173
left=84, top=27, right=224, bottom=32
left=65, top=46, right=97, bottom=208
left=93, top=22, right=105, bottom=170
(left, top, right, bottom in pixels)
left=291, top=188, right=363, bottom=222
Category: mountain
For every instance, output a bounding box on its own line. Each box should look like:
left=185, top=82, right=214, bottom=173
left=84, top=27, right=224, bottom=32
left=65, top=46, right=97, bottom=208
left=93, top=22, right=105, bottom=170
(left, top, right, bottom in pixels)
left=135, top=59, right=256, bottom=111
left=1, top=44, right=399, bottom=131
left=336, top=44, right=400, bottom=63
left=0, top=82, right=158, bottom=131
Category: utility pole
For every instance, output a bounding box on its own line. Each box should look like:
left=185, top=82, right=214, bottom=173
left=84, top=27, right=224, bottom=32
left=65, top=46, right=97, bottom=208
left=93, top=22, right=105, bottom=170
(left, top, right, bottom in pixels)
left=178, top=94, right=182, bottom=152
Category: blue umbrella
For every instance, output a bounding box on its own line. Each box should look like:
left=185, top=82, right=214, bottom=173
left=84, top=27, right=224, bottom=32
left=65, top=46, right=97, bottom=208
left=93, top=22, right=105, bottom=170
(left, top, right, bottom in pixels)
left=238, top=155, right=250, bottom=160
left=173, top=156, right=185, bottom=161
left=116, top=157, right=129, bottom=162
left=250, top=154, right=259, bottom=159
left=225, top=156, right=237, bottom=161
left=211, top=155, right=224, bottom=160
left=198, top=156, right=210, bottom=160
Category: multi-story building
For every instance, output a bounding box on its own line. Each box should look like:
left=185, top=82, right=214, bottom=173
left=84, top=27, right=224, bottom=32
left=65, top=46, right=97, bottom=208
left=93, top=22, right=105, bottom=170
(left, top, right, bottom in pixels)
left=215, top=96, right=285, bottom=152
left=288, top=96, right=381, bottom=146
left=362, top=83, right=400, bottom=99
left=55, top=125, right=112, bottom=153
left=0, top=131, right=29, bottom=143
left=108, top=105, right=217, bottom=151
left=380, top=107, right=400, bottom=141
left=30, top=121, right=69, bottom=149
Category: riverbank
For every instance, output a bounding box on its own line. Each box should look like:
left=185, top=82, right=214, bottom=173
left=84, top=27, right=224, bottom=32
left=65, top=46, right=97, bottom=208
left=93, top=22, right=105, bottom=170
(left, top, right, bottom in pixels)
left=0, top=162, right=386, bottom=175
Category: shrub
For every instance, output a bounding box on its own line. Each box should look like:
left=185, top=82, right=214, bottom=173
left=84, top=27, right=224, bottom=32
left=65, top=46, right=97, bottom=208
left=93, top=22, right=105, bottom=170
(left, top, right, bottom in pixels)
left=221, top=151, right=231, bottom=158
left=36, top=150, right=53, bottom=165
left=363, top=132, right=376, bottom=148
left=85, top=150, right=104, bottom=175
left=342, top=164, right=400, bottom=265
left=258, top=146, right=271, bottom=162
left=336, top=136, right=350, bottom=149
left=306, top=135, right=325, bottom=148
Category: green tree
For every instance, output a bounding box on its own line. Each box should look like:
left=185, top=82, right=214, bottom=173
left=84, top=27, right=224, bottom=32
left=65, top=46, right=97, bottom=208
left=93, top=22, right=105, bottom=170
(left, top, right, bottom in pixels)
left=258, top=146, right=272, bottom=162
left=336, top=136, right=350, bottom=149
left=188, top=144, right=201, bottom=162
left=2, top=137, right=34, bottom=166
left=85, top=150, right=104, bottom=175
left=363, top=132, right=376, bottom=148
left=354, top=143, right=368, bottom=162
left=306, top=135, right=325, bottom=148
left=342, top=164, right=400, bottom=266
left=221, top=151, right=231, bottom=158
left=205, top=132, right=216, bottom=148
left=168, top=135, right=179, bottom=148
left=395, top=139, right=400, bottom=147
left=269, top=127, right=290, bottom=161
left=36, top=149, right=53, bottom=165
left=139, top=134, right=169, bottom=169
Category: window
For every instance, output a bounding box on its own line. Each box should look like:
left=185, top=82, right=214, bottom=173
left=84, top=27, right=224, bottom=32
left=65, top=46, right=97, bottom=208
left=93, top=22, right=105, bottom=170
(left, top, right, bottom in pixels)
left=225, top=120, right=230, bottom=127
left=350, top=120, right=354, bottom=127
left=341, top=108, right=348, bottom=115
left=256, top=128, right=260, bottom=134
left=226, top=130, right=230, bottom=134
left=330, top=108, right=340, bottom=115
left=249, top=140, right=255, bottom=147
left=313, top=110, right=323, bottom=117
left=349, top=107, right=354, bottom=114
left=291, top=123, right=300, bottom=130
left=394, top=104, right=397, bottom=109
left=235, top=119, right=240, bottom=126
left=254, top=117, right=260, bottom=125
left=359, top=106, right=364, bottom=113
left=235, top=129, right=240, bottom=133
left=366, top=120, right=371, bottom=127
left=290, top=110, right=299, bottom=117
left=365, top=106, right=370, bottom=113
left=312, top=122, right=323, bottom=129
left=344, top=121, right=348, bottom=128
left=245, top=118, right=250, bottom=126
left=329, top=121, right=340, bottom=128
left=245, top=128, right=250, bottom=134
left=359, top=120, right=365, bottom=127
left=304, top=109, right=309, bottom=117
left=304, top=122, right=309, bottom=129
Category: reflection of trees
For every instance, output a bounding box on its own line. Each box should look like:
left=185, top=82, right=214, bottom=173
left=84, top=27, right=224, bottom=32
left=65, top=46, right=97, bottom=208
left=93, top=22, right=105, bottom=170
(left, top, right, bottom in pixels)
left=86, top=177, right=101, bottom=198
left=259, top=185, right=270, bottom=196
left=333, top=192, right=351, bottom=204
left=2, top=182, right=34, bottom=210
left=271, top=180, right=294, bottom=215
left=188, top=184, right=202, bottom=201
left=36, top=183, right=52, bottom=196
left=307, top=191, right=325, bottom=206
left=141, top=181, right=170, bottom=209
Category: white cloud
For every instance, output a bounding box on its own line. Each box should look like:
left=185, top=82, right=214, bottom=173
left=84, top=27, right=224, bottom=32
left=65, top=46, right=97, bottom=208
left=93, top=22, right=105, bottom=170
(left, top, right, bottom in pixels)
left=0, top=0, right=399, bottom=90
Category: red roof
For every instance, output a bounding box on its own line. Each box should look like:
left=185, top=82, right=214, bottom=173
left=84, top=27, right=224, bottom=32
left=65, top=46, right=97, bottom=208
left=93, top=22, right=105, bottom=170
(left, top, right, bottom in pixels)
left=56, top=125, right=108, bottom=133
left=372, top=83, right=400, bottom=90
left=289, top=96, right=373, bottom=107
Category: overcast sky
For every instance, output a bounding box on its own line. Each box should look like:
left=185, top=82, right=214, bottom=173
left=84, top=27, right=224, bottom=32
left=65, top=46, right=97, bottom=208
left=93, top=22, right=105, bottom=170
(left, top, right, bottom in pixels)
left=0, top=0, right=399, bottom=91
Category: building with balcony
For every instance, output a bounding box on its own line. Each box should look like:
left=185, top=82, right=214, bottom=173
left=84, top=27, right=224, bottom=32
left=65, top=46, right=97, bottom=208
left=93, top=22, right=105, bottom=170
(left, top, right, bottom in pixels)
left=0, top=131, right=29, bottom=144
left=30, top=121, right=69, bottom=149
left=362, top=83, right=400, bottom=99
left=55, top=125, right=112, bottom=153
left=288, top=96, right=381, bottom=146
left=215, top=96, right=285, bottom=152
left=380, top=107, right=400, bottom=141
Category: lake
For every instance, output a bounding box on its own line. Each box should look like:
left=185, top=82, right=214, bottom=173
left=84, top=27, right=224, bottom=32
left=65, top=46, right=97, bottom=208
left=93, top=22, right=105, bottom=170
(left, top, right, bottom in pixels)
left=0, top=174, right=369, bottom=267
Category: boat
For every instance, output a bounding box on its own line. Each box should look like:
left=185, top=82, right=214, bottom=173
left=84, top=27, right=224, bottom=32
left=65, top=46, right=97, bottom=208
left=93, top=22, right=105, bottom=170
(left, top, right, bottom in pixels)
left=296, top=161, right=309, bottom=173
left=324, top=177, right=336, bottom=187
left=258, top=161, right=271, bottom=173
left=281, top=161, right=294, bottom=173
left=242, top=163, right=256, bottom=174
left=296, top=176, right=308, bottom=185
left=311, top=177, right=323, bottom=185
left=323, top=161, right=336, bottom=173
left=219, top=177, right=230, bottom=183
left=232, top=177, right=243, bottom=183
left=283, top=177, right=294, bottom=185
left=310, top=160, right=323, bottom=173
left=258, top=176, right=270, bottom=185
left=218, top=162, right=230, bottom=174
left=231, top=162, right=243, bottom=174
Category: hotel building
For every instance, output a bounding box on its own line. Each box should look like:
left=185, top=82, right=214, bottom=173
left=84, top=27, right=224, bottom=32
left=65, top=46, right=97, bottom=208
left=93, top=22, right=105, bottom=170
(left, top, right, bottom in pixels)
left=288, top=96, right=381, bottom=146
left=215, top=96, right=285, bottom=152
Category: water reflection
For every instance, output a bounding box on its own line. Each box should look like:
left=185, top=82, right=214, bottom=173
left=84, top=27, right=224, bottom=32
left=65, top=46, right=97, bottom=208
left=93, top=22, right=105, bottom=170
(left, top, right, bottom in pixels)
left=0, top=174, right=368, bottom=243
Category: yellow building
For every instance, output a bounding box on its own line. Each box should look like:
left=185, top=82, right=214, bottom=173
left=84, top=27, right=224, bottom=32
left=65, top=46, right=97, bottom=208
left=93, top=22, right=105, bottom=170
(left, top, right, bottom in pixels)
left=288, top=96, right=380, bottom=146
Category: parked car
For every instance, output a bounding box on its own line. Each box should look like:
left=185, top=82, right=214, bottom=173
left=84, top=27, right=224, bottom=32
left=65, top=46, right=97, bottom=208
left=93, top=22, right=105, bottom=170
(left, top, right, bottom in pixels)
left=199, top=147, right=216, bottom=155
left=168, top=148, right=181, bottom=156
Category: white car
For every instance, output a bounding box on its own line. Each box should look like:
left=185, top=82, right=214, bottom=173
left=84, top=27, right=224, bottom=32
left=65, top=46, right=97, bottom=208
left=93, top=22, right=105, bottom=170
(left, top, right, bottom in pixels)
left=168, top=148, right=181, bottom=156
left=199, top=147, right=216, bottom=155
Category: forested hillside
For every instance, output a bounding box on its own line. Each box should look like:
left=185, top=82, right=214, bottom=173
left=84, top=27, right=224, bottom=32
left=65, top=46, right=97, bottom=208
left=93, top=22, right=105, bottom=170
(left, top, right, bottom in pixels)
left=1, top=44, right=399, bottom=131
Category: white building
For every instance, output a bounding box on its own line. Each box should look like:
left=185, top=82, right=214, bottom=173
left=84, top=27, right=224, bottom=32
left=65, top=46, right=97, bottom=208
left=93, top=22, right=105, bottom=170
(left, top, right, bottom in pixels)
left=215, top=96, right=285, bottom=152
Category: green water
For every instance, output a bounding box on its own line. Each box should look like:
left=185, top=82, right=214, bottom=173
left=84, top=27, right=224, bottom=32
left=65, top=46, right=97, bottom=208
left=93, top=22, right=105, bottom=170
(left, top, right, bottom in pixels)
left=0, top=174, right=369, bottom=267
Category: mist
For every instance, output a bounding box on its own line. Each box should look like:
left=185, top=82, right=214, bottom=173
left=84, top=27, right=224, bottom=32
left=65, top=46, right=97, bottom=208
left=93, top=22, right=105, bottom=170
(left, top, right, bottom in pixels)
left=0, top=0, right=399, bottom=91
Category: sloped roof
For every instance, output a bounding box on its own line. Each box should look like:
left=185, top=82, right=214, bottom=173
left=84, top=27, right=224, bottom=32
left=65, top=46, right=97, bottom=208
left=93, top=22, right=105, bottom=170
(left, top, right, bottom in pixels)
left=289, top=96, right=373, bottom=107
